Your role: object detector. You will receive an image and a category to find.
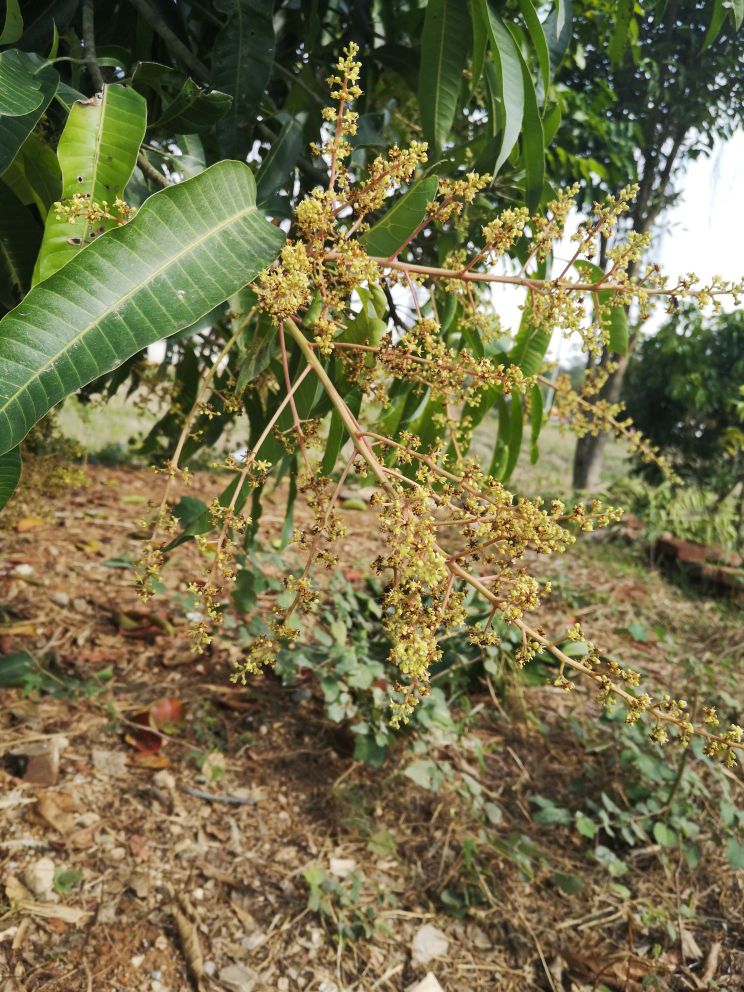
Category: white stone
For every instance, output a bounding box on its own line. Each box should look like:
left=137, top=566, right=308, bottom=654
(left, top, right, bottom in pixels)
left=408, top=975, right=445, bottom=992
left=218, top=964, right=257, bottom=992
left=411, top=925, right=449, bottom=966
left=23, top=858, right=55, bottom=897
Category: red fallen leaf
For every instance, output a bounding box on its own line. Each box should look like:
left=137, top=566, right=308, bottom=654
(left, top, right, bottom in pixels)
left=343, top=569, right=363, bottom=581
left=126, top=697, right=185, bottom=752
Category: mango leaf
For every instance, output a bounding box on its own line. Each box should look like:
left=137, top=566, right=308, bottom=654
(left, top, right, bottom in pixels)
left=574, top=260, right=628, bottom=355
left=418, top=0, right=472, bottom=158
left=0, top=53, right=57, bottom=175
left=0, top=161, right=285, bottom=455
left=154, top=78, right=232, bottom=133
left=256, top=117, right=304, bottom=202
left=608, top=0, right=633, bottom=66
left=517, top=0, right=550, bottom=98
left=479, top=3, right=524, bottom=174
left=212, top=0, right=275, bottom=159
left=0, top=182, right=41, bottom=309
left=543, top=0, right=572, bottom=72
left=503, top=392, right=524, bottom=480
left=529, top=383, right=543, bottom=463
left=468, top=0, right=488, bottom=92
left=517, top=50, right=544, bottom=210
left=510, top=311, right=551, bottom=375
left=0, top=49, right=42, bottom=116
left=361, top=176, right=438, bottom=259
left=321, top=388, right=361, bottom=475
left=0, top=445, right=21, bottom=510
left=0, top=0, right=23, bottom=45
left=33, top=83, right=147, bottom=285
left=5, top=133, right=60, bottom=218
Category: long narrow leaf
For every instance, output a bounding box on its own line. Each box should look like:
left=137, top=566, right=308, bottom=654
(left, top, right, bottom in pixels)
left=362, top=176, right=438, bottom=259
left=480, top=2, right=524, bottom=174
left=517, top=0, right=551, bottom=99
left=0, top=161, right=285, bottom=455
left=212, top=0, right=275, bottom=159
left=418, top=0, right=472, bottom=158
left=517, top=54, right=544, bottom=210
left=33, top=83, right=147, bottom=285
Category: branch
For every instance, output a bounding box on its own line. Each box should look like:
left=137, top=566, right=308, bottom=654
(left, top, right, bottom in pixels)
left=81, top=0, right=105, bottom=91
left=127, top=0, right=209, bottom=81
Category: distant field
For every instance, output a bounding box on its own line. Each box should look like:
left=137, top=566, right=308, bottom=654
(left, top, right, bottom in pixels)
left=59, top=394, right=630, bottom=494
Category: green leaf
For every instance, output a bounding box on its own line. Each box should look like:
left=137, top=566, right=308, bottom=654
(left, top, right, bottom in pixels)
left=480, top=3, right=524, bottom=174
left=0, top=161, right=285, bottom=455
left=510, top=305, right=551, bottom=375
left=726, top=837, right=744, bottom=870
left=543, top=0, right=572, bottom=72
left=653, top=822, right=678, bottom=848
left=608, top=0, right=633, bottom=66
left=322, top=388, right=361, bottom=475
left=702, top=0, right=727, bottom=49
left=468, top=0, right=488, bottom=92
left=154, top=78, right=232, bottom=133
left=529, top=382, right=543, bottom=464
left=0, top=444, right=20, bottom=509
left=212, top=0, right=275, bottom=159
left=553, top=871, right=583, bottom=894
left=404, top=759, right=438, bottom=791
left=0, top=0, right=23, bottom=45
left=575, top=813, right=596, bottom=838
left=517, top=0, right=550, bottom=98
left=33, top=83, right=147, bottom=285
left=517, top=50, right=544, bottom=210
left=418, top=0, right=472, bottom=158
left=361, top=176, right=438, bottom=259
left=0, top=53, right=57, bottom=177
left=0, top=182, right=41, bottom=309
left=734, top=0, right=744, bottom=31
left=256, top=117, right=304, bottom=202
left=6, top=133, right=60, bottom=219
left=574, top=260, right=628, bottom=355
left=0, top=49, right=42, bottom=116
left=503, top=392, right=523, bottom=481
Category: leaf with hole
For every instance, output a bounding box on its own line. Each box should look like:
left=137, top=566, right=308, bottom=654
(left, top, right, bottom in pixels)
left=33, top=83, right=147, bottom=285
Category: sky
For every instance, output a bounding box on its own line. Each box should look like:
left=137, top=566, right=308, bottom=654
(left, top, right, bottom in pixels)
left=490, top=130, right=744, bottom=366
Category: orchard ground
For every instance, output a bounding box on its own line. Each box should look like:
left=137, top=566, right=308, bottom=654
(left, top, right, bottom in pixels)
left=0, top=406, right=742, bottom=992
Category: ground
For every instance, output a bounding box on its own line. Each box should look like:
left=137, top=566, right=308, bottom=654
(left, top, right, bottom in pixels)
left=1, top=458, right=742, bottom=992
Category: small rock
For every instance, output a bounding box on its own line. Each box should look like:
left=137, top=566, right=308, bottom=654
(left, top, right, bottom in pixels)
left=92, top=749, right=128, bottom=777
left=408, top=975, right=444, bottom=992
left=329, top=857, right=356, bottom=879
left=12, top=563, right=34, bottom=576
left=50, top=591, right=70, bottom=607
left=204, top=961, right=216, bottom=977
left=9, top=737, right=68, bottom=786
left=241, top=932, right=266, bottom=952
left=23, top=858, right=56, bottom=897
left=153, top=769, right=176, bottom=791
left=219, top=964, right=257, bottom=992
left=411, top=924, right=449, bottom=966
left=130, top=955, right=145, bottom=968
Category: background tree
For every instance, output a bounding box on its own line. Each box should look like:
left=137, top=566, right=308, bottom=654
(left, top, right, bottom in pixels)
left=551, top=0, right=744, bottom=489
left=623, top=305, right=744, bottom=526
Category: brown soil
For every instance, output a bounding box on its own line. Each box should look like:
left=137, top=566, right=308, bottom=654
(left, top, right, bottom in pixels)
left=1, top=466, right=742, bottom=992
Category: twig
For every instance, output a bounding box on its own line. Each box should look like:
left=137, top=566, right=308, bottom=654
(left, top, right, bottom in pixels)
left=137, top=152, right=171, bottom=188
left=178, top=785, right=257, bottom=806
left=81, top=0, right=104, bottom=91
left=127, top=0, right=209, bottom=80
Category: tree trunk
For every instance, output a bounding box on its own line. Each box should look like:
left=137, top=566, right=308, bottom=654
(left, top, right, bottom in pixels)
left=572, top=353, right=630, bottom=491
